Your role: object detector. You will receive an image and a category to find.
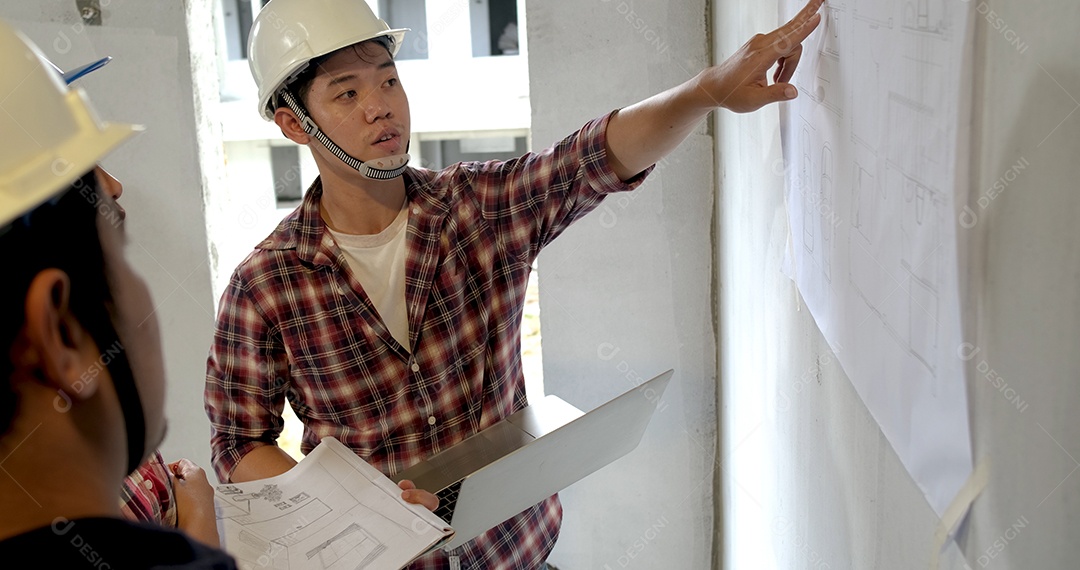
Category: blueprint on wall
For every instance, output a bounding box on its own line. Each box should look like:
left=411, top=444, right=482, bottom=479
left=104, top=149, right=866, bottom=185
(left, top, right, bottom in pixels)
left=214, top=438, right=453, bottom=570
left=779, top=0, right=973, bottom=516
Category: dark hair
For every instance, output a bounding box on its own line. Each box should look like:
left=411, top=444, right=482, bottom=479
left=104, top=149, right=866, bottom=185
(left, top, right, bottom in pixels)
left=277, top=37, right=395, bottom=111
left=0, top=171, right=113, bottom=435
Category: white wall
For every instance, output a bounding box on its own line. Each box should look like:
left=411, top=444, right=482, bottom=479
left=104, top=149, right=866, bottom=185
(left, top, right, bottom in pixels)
left=715, top=0, right=1080, bottom=568
left=526, top=1, right=717, bottom=568
left=2, top=1, right=222, bottom=472
left=962, top=0, right=1080, bottom=567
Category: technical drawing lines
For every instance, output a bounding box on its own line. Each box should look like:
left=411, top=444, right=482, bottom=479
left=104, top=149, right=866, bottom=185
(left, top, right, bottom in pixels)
left=305, top=523, right=387, bottom=570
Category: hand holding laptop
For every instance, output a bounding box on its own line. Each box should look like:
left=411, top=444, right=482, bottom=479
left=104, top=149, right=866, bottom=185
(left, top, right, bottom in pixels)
left=395, top=369, right=675, bottom=550
left=398, top=479, right=439, bottom=512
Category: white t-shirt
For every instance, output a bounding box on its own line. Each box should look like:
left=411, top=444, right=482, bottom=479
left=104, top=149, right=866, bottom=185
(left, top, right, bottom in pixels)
left=328, top=205, right=410, bottom=351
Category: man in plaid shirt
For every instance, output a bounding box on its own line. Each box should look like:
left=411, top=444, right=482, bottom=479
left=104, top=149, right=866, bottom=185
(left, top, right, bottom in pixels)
left=205, top=0, right=824, bottom=567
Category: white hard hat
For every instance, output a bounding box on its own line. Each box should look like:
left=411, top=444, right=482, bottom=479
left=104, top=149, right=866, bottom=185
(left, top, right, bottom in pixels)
left=249, top=0, right=408, bottom=121
left=0, top=19, right=140, bottom=228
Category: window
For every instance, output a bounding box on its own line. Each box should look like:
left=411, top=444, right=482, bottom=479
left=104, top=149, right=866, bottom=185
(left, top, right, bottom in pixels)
left=378, top=0, right=429, bottom=60
left=471, top=0, right=519, bottom=57
left=221, top=0, right=270, bottom=60
left=419, top=136, right=527, bottom=170
left=270, top=145, right=304, bottom=206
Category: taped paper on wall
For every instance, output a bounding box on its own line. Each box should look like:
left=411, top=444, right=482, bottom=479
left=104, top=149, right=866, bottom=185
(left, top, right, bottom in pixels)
left=779, top=0, right=974, bottom=517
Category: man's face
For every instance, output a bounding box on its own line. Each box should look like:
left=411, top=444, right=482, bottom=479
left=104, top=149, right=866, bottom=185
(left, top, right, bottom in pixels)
left=304, top=41, right=411, bottom=166
left=93, top=172, right=167, bottom=458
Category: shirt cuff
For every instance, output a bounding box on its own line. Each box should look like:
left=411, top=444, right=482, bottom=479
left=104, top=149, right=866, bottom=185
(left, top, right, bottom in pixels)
left=581, top=110, right=656, bottom=194
left=212, top=437, right=270, bottom=483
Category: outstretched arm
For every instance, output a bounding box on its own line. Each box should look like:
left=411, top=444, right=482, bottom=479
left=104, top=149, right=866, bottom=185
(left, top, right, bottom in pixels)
left=605, top=0, right=824, bottom=180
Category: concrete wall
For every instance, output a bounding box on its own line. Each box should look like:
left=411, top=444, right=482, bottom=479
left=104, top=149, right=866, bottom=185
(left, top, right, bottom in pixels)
left=526, top=1, right=717, bottom=568
left=2, top=1, right=221, bottom=472
left=715, top=0, right=1080, bottom=569
left=962, top=0, right=1080, bottom=567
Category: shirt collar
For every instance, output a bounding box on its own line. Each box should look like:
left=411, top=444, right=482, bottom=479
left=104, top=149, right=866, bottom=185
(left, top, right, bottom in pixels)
left=255, top=168, right=451, bottom=267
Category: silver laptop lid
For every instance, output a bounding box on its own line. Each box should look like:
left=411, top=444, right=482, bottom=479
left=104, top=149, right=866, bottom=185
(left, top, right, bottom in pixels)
left=394, top=394, right=586, bottom=494
left=443, top=369, right=674, bottom=550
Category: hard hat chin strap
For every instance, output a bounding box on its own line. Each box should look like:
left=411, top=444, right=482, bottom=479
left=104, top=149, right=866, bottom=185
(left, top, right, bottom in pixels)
left=279, top=89, right=409, bottom=181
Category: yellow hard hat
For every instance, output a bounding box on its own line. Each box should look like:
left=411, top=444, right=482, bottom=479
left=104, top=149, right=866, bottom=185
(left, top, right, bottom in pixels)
left=0, top=19, right=140, bottom=228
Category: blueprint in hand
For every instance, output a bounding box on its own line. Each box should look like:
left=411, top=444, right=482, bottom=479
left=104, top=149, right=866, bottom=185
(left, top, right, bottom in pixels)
left=215, top=438, right=453, bottom=570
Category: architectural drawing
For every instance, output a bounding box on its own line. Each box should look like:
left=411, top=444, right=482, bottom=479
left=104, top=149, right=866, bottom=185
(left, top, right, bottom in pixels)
left=215, top=438, right=452, bottom=569
left=850, top=160, right=879, bottom=244
left=851, top=22, right=883, bottom=151
left=801, top=124, right=815, bottom=253
left=797, top=120, right=836, bottom=284
left=822, top=5, right=842, bottom=56
left=305, top=523, right=386, bottom=569
left=780, top=0, right=973, bottom=517
left=902, top=0, right=949, bottom=36
left=853, top=0, right=893, bottom=28
left=820, top=143, right=834, bottom=281
left=797, top=3, right=845, bottom=117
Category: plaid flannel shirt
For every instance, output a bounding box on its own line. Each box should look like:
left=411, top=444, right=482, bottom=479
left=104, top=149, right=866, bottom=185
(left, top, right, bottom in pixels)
left=205, top=112, right=651, bottom=569
left=119, top=450, right=178, bottom=527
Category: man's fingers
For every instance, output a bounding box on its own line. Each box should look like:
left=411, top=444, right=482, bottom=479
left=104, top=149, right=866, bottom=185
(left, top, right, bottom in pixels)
left=776, top=44, right=803, bottom=84
left=771, top=12, right=821, bottom=57
left=403, top=490, right=439, bottom=510
left=170, top=458, right=198, bottom=479
left=399, top=479, right=439, bottom=511
left=169, top=460, right=186, bottom=478
left=768, top=0, right=824, bottom=57
left=782, top=0, right=826, bottom=34
left=763, top=83, right=799, bottom=108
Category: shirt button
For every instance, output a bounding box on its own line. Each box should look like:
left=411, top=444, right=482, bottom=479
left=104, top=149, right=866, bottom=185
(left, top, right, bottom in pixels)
left=412, top=206, right=420, bottom=215
left=428, top=416, right=437, bottom=426
left=411, top=362, right=420, bottom=372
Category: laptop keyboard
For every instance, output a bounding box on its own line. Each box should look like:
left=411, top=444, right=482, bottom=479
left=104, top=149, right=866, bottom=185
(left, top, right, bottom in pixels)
left=434, top=480, right=463, bottom=523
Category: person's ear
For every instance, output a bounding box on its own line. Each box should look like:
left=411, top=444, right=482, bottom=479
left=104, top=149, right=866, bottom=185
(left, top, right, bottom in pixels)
left=274, top=106, right=312, bottom=145
left=21, top=269, right=99, bottom=400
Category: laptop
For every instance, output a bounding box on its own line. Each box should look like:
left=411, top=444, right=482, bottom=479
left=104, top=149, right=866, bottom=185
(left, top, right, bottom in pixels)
left=393, top=369, right=674, bottom=550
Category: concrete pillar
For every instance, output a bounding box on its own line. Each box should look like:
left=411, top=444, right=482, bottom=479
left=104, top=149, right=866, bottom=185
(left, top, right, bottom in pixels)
left=526, top=1, right=716, bottom=567
left=2, top=0, right=223, bottom=472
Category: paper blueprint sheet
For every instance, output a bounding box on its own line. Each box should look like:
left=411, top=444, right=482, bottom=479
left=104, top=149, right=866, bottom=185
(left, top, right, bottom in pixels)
left=214, top=438, right=452, bottom=570
left=779, top=0, right=973, bottom=516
